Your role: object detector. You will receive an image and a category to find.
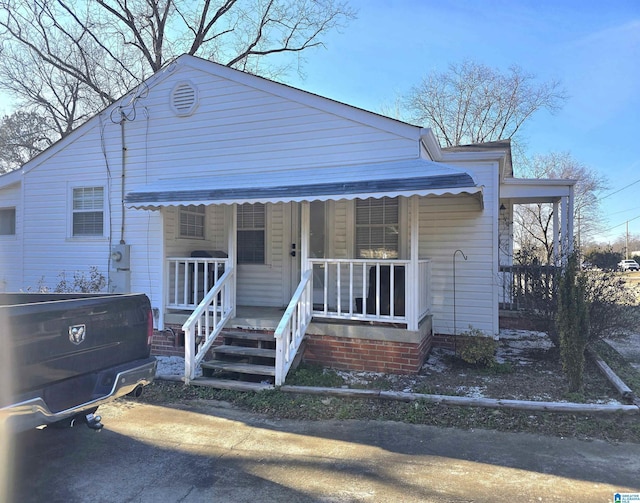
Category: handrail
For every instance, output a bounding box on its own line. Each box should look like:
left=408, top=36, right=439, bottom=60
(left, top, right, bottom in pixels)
left=274, top=270, right=313, bottom=386
left=182, top=267, right=235, bottom=382
left=166, top=256, right=229, bottom=309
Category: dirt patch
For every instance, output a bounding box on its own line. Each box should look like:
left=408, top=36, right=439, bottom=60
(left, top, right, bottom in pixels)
left=335, top=329, right=627, bottom=404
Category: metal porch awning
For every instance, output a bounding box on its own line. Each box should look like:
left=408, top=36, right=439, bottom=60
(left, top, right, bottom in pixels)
left=125, top=159, right=483, bottom=209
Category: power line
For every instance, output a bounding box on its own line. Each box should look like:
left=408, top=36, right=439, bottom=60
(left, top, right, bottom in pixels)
left=601, top=214, right=640, bottom=234
left=599, top=177, right=640, bottom=200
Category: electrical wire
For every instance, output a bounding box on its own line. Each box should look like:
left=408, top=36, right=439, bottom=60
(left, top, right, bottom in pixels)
left=599, top=177, right=640, bottom=200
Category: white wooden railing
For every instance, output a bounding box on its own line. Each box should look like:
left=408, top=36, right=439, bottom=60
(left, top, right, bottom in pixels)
left=183, top=268, right=235, bottom=382
left=308, top=258, right=431, bottom=330
left=274, top=270, right=313, bottom=386
left=166, top=256, right=229, bottom=310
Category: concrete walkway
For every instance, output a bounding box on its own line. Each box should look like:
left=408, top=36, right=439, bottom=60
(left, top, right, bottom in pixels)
left=6, top=399, right=640, bottom=503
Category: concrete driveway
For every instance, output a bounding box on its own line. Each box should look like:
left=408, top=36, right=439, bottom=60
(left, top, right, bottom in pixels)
left=4, top=399, right=640, bottom=503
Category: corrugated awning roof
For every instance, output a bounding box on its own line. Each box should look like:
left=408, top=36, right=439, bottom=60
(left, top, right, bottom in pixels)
left=125, top=159, right=483, bottom=209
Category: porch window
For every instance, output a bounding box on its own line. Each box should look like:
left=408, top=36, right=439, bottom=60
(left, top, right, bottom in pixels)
left=179, top=205, right=205, bottom=238
left=0, top=207, right=15, bottom=235
left=355, top=197, right=398, bottom=259
left=237, top=203, right=265, bottom=264
left=72, top=187, right=104, bottom=236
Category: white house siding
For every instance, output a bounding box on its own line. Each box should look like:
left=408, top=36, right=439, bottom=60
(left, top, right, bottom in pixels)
left=419, top=162, right=499, bottom=336
left=18, top=122, right=114, bottom=293
left=87, top=59, right=421, bottom=311
left=0, top=183, right=22, bottom=291
left=115, top=63, right=420, bottom=197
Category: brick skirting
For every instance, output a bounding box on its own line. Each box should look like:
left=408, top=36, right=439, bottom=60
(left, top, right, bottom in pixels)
left=153, top=324, right=434, bottom=375
left=151, top=326, right=186, bottom=358
left=302, top=331, right=433, bottom=374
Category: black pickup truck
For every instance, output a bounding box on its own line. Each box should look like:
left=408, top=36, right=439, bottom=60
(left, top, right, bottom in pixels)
left=0, top=293, right=157, bottom=432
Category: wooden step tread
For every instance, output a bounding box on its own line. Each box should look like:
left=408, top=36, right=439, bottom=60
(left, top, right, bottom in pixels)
left=222, top=331, right=274, bottom=342
left=201, top=361, right=276, bottom=376
left=213, top=345, right=276, bottom=358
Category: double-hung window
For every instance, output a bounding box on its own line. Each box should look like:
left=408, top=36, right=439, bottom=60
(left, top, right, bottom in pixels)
left=72, top=187, right=104, bottom=236
left=179, top=205, right=206, bottom=239
left=355, top=197, right=399, bottom=259
left=237, top=203, right=265, bottom=264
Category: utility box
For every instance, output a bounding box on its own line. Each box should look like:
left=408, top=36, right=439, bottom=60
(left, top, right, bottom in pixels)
left=110, top=244, right=131, bottom=293
left=110, top=244, right=131, bottom=271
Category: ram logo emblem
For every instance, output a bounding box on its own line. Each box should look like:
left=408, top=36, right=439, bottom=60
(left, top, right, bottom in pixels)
left=69, top=324, right=86, bottom=345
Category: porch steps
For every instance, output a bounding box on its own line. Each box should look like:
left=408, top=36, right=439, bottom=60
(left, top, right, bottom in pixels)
left=198, top=330, right=277, bottom=387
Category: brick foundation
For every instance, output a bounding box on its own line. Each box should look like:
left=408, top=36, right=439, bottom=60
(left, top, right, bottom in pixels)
left=302, top=331, right=433, bottom=374
left=151, top=326, right=186, bottom=357
left=153, top=323, right=433, bottom=375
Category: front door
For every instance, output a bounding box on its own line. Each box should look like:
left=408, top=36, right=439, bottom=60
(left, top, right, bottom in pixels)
left=236, top=201, right=301, bottom=307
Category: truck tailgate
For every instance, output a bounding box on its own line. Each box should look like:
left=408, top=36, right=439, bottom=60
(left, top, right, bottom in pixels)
left=3, top=294, right=153, bottom=404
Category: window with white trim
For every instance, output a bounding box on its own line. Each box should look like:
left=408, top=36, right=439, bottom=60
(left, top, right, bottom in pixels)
left=237, top=203, right=265, bottom=264
left=0, top=207, right=16, bottom=235
left=355, top=197, right=399, bottom=259
left=179, top=205, right=206, bottom=239
left=72, top=187, right=104, bottom=236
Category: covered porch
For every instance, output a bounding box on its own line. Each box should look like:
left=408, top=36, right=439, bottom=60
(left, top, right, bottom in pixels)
left=125, top=159, right=483, bottom=386
left=498, top=177, right=576, bottom=311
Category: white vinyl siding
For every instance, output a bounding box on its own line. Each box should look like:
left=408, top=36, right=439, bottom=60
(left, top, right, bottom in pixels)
left=418, top=162, right=498, bottom=336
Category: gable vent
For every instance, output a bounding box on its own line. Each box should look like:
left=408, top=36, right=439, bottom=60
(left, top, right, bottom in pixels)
left=171, top=81, right=198, bottom=116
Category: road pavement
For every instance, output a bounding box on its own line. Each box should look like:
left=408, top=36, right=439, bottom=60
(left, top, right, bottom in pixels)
left=4, top=399, right=640, bottom=502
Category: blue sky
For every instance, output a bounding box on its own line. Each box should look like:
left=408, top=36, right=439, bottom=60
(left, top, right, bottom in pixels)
left=1, top=0, right=638, bottom=244
left=281, top=0, right=640, bottom=245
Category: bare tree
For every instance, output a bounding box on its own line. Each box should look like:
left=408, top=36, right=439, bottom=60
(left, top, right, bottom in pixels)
left=405, top=61, right=567, bottom=149
left=0, top=0, right=354, bottom=165
left=0, top=111, right=54, bottom=173
left=514, top=152, right=608, bottom=261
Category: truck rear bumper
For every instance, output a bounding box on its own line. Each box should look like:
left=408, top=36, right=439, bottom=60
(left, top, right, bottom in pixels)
left=1, top=357, right=157, bottom=432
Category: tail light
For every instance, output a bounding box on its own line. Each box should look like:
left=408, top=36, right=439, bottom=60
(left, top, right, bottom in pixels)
left=147, top=309, right=154, bottom=347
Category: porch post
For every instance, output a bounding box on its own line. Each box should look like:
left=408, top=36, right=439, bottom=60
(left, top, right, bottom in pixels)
left=567, top=186, right=575, bottom=255
left=408, top=196, right=419, bottom=331
left=301, top=201, right=310, bottom=277
left=227, top=204, right=237, bottom=317
left=560, top=196, right=569, bottom=262
left=553, top=200, right=560, bottom=265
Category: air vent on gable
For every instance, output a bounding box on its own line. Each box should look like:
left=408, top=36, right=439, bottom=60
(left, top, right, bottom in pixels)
left=171, top=81, right=198, bottom=116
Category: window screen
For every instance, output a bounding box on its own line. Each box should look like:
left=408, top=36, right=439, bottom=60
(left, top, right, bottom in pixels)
left=179, top=205, right=206, bottom=238
left=355, top=197, right=399, bottom=259
left=72, top=187, right=104, bottom=236
left=237, top=203, right=265, bottom=264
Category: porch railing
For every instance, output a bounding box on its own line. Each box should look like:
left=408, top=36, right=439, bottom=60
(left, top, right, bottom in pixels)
left=167, top=256, right=229, bottom=310
left=183, top=267, right=235, bottom=382
left=499, top=264, right=559, bottom=311
left=308, top=259, right=431, bottom=329
left=274, top=270, right=313, bottom=386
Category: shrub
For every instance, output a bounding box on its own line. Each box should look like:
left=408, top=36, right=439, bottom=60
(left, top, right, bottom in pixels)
left=582, top=268, right=640, bottom=341
left=556, top=253, right=590, bottom=392
left=458, top=327, right=497, bottom=366
left=54, top=266, right=107, bottom=293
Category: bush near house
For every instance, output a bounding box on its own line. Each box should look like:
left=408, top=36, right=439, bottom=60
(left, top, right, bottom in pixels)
left=556, top=253, right=590, bottom=392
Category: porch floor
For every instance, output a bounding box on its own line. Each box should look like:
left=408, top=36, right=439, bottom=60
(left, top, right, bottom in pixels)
left=165, top=306, right=284, bottom=330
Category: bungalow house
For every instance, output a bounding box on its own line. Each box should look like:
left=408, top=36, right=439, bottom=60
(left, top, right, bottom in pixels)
left=0, top=55, right=575, bottom=388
